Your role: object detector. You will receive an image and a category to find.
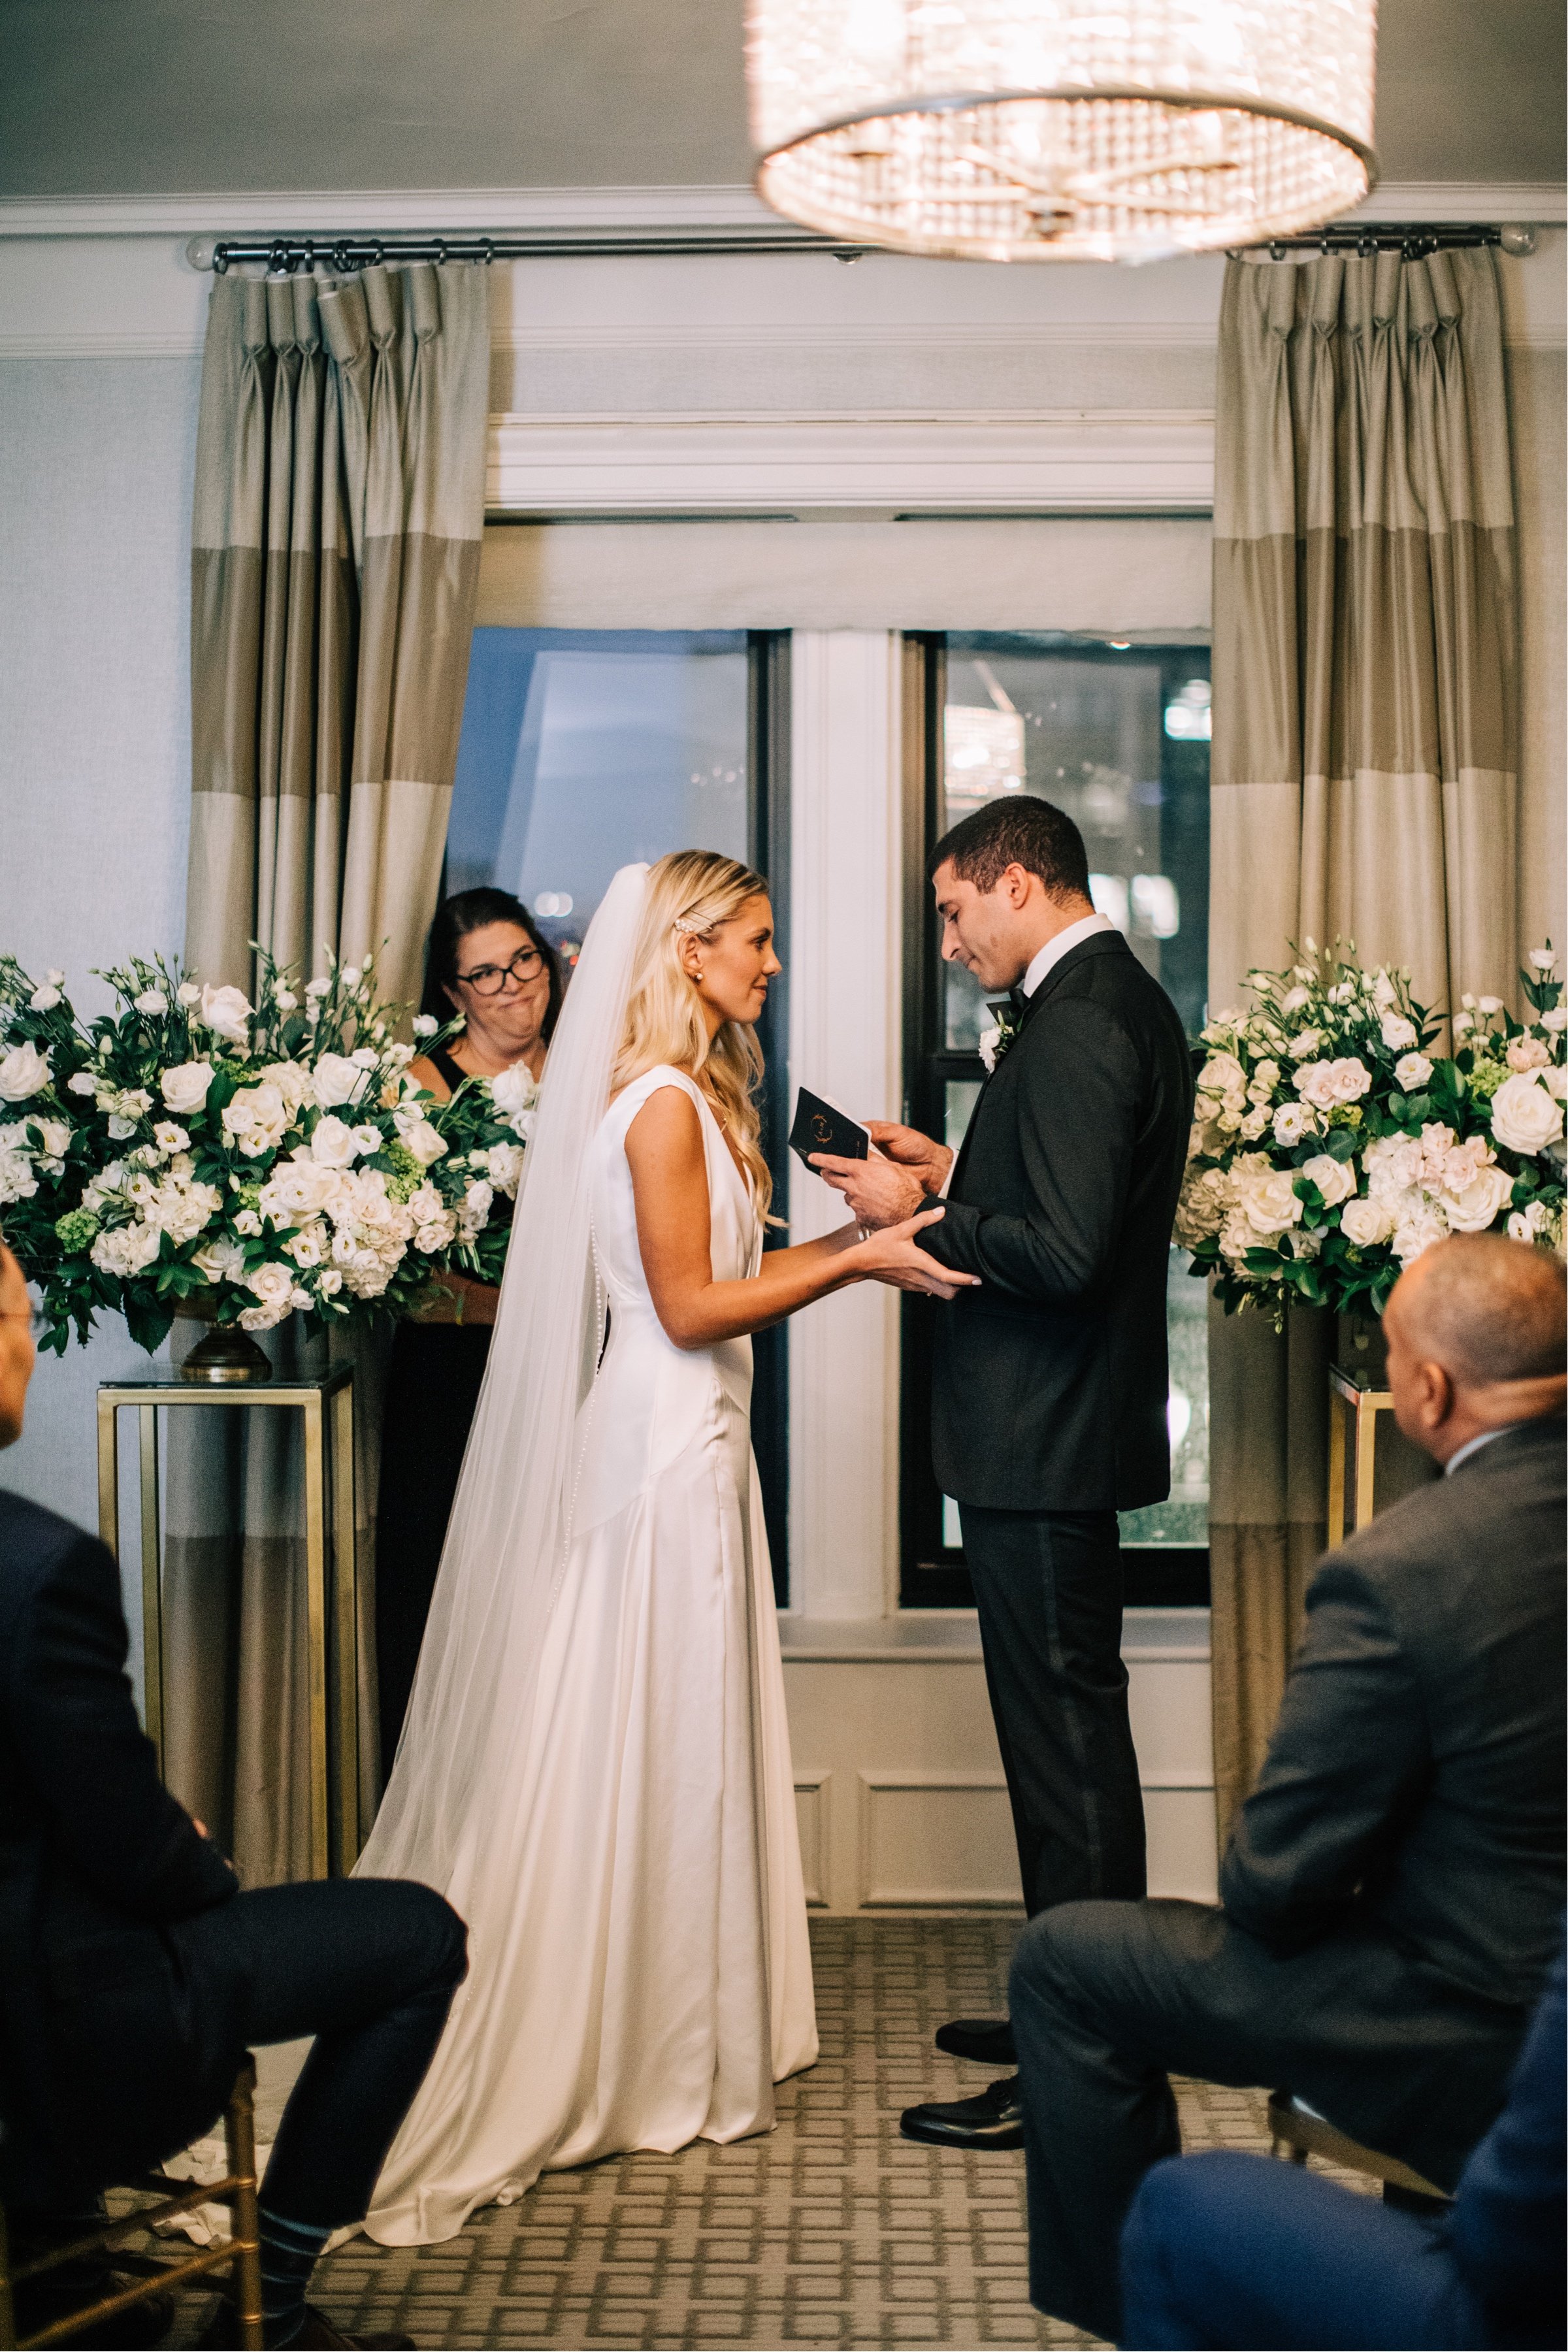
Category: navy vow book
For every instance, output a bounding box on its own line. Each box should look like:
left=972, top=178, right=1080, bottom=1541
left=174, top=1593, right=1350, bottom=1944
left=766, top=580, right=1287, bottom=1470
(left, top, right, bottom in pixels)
left=789, top=1087, right=870, bottom=1173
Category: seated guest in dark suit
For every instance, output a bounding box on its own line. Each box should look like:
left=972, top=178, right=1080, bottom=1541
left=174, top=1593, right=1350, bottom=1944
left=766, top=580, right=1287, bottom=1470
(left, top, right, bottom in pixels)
left=1007, top=1232, right=1567, bottom=2344
left=1119, top=1935, right=1566, bottom=2351
left=0, top=1239, right=468, bottom=2352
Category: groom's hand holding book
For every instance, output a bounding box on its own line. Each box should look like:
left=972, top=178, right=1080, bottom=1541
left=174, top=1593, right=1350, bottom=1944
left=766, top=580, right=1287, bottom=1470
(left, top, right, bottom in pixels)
left=811, top=1120, right=955, bottom=1230
left=792, top=1088, right=976, bottom=1299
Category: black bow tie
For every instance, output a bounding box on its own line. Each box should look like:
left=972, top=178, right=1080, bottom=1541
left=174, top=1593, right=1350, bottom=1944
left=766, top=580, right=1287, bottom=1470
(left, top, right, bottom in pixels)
left=1007, top=986, right=1030, bottom=1020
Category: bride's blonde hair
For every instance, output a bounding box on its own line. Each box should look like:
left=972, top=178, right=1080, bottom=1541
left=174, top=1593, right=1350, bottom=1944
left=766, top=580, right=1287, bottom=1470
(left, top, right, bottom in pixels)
left=613, top=849, right=774, bottom=1215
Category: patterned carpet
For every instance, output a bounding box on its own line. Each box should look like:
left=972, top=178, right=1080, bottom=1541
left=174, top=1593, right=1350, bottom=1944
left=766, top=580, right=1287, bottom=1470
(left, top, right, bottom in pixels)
left=267, top=1917, right=1291, bottom=2352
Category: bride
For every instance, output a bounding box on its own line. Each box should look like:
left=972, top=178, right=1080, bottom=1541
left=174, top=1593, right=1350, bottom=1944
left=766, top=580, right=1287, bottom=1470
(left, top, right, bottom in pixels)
left=357, top=851, right=975, bottom=2244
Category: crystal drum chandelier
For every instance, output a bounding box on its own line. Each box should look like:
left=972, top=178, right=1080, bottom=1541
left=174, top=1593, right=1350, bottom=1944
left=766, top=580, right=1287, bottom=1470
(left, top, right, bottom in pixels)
left=747, top=1, right=1378, bottom=262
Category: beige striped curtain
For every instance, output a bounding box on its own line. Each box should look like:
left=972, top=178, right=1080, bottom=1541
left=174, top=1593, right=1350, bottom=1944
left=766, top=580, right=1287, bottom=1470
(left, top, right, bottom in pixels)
left=170, top=262, right=491, bottom=1883
left=1207, top=246, right=1519, bottom=1838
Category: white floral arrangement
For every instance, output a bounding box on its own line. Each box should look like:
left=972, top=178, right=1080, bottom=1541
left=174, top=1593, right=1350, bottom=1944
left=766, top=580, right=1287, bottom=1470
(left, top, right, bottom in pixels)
left=1177, top=942, right=1567, bottom=1321
left=0, top=950, right=533, bottom=1356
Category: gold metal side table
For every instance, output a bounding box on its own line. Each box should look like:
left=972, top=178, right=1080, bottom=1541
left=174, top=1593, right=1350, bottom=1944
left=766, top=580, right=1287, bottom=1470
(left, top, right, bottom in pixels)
left=96, top=1363, right=359, bottom=1878
left=1326, top=1364, right=1397, bottom=1546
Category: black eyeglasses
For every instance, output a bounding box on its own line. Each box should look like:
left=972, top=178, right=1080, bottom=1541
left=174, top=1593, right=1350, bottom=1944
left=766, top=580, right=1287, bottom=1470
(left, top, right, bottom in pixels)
left=455, top=947, right=547, bottom=996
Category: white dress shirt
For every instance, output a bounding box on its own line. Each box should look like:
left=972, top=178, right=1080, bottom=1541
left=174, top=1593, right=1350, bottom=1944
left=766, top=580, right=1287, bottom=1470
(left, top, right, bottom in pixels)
left=1020, top=909, right=1115, bottom=998
left=1444, top=1424, right=1521, bottom=1477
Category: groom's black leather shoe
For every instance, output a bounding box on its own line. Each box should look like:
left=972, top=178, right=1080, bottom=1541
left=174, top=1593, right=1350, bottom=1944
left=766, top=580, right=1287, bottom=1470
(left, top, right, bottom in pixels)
left=900, top=2074, right=1025, bottom=2149
left=934, top=2016, right=1016, bottom=2066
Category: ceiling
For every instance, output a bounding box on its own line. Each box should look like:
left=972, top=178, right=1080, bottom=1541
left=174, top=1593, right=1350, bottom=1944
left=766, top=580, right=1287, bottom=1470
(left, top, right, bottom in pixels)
left=2, top=0, right=1563, bottom=199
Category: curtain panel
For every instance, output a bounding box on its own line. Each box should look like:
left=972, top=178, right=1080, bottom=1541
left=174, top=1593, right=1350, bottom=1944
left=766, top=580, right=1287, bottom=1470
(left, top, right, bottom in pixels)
left=186, top=261, right=491, bottom=1010
left=171, top=263, right=490, bottom=1884
left=1207, top=246, right=1519, bottom=1837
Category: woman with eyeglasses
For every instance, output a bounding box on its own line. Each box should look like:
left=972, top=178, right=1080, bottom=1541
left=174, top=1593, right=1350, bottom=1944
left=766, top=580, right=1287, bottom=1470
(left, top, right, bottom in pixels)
left=375, top=889, right=564, bottom=1779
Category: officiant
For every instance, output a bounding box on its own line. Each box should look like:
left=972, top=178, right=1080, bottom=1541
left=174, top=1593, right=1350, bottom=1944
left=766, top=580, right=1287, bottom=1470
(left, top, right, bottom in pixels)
left=813, top=794, right=1193, bottom=2151
left=375, top=889, right=563, bottom=1777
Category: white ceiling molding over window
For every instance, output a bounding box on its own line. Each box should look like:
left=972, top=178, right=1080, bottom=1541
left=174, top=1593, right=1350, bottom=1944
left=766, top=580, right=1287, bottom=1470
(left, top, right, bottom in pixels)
left=486, top=408, right=1215, bottom=515
left=476, top=514, right=1213, bottom=633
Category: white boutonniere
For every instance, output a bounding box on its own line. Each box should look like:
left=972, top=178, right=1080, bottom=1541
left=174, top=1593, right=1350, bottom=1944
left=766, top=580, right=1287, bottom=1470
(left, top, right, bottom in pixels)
left=978, top=1004, right=1019, bottom=1074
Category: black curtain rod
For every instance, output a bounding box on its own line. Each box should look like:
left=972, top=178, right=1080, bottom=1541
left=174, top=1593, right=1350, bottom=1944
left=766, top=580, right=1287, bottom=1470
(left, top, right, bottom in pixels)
left=204, top=231, right=868, bottom=272
left=204, top=220, right=1512, bottom=275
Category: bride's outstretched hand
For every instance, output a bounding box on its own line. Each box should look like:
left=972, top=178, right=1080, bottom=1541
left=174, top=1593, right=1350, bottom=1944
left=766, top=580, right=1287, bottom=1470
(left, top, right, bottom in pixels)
left=852, top=1207, right=981, bottom=1299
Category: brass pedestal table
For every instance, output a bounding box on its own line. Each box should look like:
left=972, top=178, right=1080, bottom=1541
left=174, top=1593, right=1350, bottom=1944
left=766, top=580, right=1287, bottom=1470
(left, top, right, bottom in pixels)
left=95, top=1361, right=359, bottom=1878
left=1326, top=1363, right=1396, bottom=1546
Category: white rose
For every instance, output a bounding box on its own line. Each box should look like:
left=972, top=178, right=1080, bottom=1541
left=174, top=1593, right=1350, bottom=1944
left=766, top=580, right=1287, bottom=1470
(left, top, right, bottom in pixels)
left=161, top=1062, right=214, bottom=1115
left=133, top=988, right=168, bottom=1016
left=192, top=1235, right=248, bottom=1284
left=1279, top=986, right=1310, bottom=1015
left=406, top=1183, right=445, bottom=1225
left=311, top=1052, right=370, bottom=1109
left=106, top=1114, right=137, bottom=1141
left=462, top=1177, right=496, bottom=1226
left=90, top=1220, right=161, bottom=1279
left=1451, top=1011, right=1475, bottom=1037
left=1196, top=1052, right=1246, bottom=1107
left=350, top=1046, right=378, bottom=1070
left=1294, top=1060, right=1341, bottom=1111
left=1238, top=1107, right=1269, bottom=1141
left=1543, top=1067, right=1568, bottom=1102
left=1287, top=1028, right=1321, bottom=1061
left=309, top=1115, right=361, bottom=1168
left=244, top=1260, right=297, bottom=1312
left=1379, top=1013, right=1418, bottom=1053
left=1237, top=1166, right=1303, bottom=1238
left=399, top=1120, right=448, bottom=1169
left=1272, top=1102, right=1316, bottom=1148
left=484, top=1142, right=525, bottom=1196
left=176, top=981, right=203, bottom=1007
left=1543, top=1009, right=1568, bottom=1034
left=1394, top=1053, right=1433, bottom=1092
left=340, top=967, right=362, bottom=990
left=318, top=1267, right=344, bottom=1297
left=412, top=1014, right=438, bottom=1038
left=414, top=1218, right=456, bottom=1254
left=1248, top=1058, right=1281, bottom=1096
left=1507, top=1036, right=1551, bottom=1072
left=275, top=988, right=299, bottom=1012
left=1490, top=1072, right=1565, bottom=1156
left=1527, top=949, right=1556, bottom=972
left=220, top=1082, right=291, bottom=1159
left=1393, top=1207, right=1451, bottom=1265
left=29, top=1115, right=71, bottom=1158
left=1340, top=1195, right=1394, bottom=1248
left=1477, top=996, right=1504, bottom=1015
left=1443, top=1165, right=1516, bottom=1235
left=1370, top=970, right=1398, bottom=1011
left=489, top=1063, right=539, bottom=1123
left=1329, top=1058, right=1371, bottom=1103
left=1301, top=1153, right=1356, bottom=1207
left=259, top=1158, right=346, bottom=1225
left=67, top=1071, right=97, bottom=1096
left=29, top=985, right=61, bottom=1012
left=0, top=1042, right=51, bottom=1101
left=199, top=983, right=252, bottom=1044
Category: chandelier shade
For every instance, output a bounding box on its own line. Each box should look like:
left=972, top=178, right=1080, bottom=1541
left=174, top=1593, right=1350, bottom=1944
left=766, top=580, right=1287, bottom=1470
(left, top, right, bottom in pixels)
left=747, top=1, right=1378, bottom=262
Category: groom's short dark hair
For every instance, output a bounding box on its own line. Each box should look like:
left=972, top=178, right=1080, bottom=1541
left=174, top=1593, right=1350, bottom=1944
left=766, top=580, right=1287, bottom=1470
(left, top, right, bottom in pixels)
left=930, top=794, right=1092, bottom=902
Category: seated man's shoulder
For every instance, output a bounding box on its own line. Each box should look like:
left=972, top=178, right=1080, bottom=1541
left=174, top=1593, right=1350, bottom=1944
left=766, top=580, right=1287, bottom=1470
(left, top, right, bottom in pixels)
left=0, top=1487, right=104, bottom=1601
left=1321, top=1428, right=1565, bottom=1624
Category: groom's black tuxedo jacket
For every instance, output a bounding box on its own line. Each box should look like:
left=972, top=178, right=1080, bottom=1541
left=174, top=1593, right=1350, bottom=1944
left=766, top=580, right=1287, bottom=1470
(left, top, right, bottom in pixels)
left=923, top=930, right=1194, bottom=1512
left=0, top=1487, right=240, bottom=2202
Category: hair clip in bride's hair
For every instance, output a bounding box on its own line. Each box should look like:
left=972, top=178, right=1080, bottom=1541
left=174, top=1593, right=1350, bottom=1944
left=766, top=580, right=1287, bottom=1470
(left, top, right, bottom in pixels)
left=672, top=916, right=706, bottom=937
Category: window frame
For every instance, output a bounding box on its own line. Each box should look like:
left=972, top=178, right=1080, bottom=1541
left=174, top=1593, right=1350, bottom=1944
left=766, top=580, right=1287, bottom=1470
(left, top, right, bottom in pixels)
left=896, top=632, right=1211, bottom=1610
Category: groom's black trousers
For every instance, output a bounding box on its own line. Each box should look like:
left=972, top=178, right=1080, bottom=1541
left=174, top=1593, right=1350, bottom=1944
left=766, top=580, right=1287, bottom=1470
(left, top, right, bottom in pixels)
left=959, top=1504, right=1145, bottom=1915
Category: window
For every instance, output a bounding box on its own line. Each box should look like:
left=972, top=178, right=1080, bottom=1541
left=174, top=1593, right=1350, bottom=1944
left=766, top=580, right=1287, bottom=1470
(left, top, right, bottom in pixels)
left=447, top=627, right=792, bottom=1595
left=900, top=633, right=1211, bottom=1608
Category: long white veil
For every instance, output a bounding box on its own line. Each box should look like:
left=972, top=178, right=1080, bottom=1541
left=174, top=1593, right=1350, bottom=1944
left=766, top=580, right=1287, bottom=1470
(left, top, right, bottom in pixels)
left=359, top=860, right=651, bottom=1891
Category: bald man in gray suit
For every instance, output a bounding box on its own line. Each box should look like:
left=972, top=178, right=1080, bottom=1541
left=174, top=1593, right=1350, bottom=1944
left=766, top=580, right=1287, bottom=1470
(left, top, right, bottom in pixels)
left=1009, top=1234, right=1568, bottom=2344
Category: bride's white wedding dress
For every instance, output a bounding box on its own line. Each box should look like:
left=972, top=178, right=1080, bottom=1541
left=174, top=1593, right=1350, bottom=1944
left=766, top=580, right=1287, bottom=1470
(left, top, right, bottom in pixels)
left=359, top=1050, right=817, bottom=2246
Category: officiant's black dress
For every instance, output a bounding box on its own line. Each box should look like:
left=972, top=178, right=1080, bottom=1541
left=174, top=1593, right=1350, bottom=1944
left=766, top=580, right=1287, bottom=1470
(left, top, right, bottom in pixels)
left=375, top=1044, right=496, bottom=1780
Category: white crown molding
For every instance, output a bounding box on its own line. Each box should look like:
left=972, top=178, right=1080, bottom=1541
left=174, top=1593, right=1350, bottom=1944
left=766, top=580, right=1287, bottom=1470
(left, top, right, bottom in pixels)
left=0, top=178, right=1560, bottom=241
left=485, top=407, right=1217, bottom=514
left=0, top=184, right=781, bottom=239
left=494, top=318, right=1218, bottom=351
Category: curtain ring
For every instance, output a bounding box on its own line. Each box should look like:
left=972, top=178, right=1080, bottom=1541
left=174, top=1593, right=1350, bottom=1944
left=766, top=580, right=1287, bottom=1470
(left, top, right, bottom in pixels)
left=432, top=238, right=448, bottom=265
left=477, top=238, right=496, bottom=267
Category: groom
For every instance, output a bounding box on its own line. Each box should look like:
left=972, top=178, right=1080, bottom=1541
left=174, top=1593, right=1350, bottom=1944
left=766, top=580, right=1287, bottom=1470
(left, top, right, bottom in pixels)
left=814, top=794, right=1193, bottom=2150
